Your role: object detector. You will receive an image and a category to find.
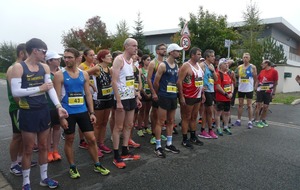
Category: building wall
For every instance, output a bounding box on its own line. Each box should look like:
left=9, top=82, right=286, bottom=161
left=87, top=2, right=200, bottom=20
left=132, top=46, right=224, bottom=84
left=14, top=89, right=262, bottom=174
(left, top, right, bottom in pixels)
left=275, top=65, right=300, bottom=93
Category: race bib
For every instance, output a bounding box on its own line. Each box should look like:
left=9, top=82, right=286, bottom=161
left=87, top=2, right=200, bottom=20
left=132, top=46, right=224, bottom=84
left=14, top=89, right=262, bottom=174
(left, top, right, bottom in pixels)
left=195, top=78, right=203, bottom=87
left=260, top=84, right=270, bottom=91
left=68, top=92, right=84, bottom=105
left=126, top=76, right=134, bottom=87
left=144, top=83, right=150, bottom=90
left=209, top=78, right=214, bottom=84
left=167, top=83, right=177, bottom=93
left=224, top=84, right=231, bottom=93
left=241, top=77, right=249, bottom=83
left=134, top=83, right=139, bottom=90
left=101, top=86, right=112, bottom=96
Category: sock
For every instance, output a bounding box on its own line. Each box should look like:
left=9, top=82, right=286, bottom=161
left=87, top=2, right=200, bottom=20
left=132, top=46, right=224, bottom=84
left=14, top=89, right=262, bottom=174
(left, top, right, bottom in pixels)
left=166, top=136, right=172, bottom=146
left=70, top=164, right=76, bottom=169
left=121, top=146, right=128, bottom=155
left=11, top=160, right=19, bottom=168
left=224, top=126, right=228, bottom=129
left=113, top=149, right=120, bottom=160
left=80, top=139, right=85, bottom=144
left=94, top=162, right=101, bottom=167
left=40, top=163, right=48, bottom=181
left=22, top=169, right=30, bottom=186
left=155, top=139, right=161, bottom=149
left=248, top=121, right=252, bottom=124
left=209, top=128, right=212, bottom=131
left=201, top=128, right=205, bottom=132
left=182, top=134, right=188, bottom=141
left=190, top=131, right=196, bottom=138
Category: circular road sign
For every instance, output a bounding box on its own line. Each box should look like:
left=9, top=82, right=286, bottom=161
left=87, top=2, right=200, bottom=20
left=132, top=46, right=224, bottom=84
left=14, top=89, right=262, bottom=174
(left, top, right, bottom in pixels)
left=180, top=36, right=191, bottom=51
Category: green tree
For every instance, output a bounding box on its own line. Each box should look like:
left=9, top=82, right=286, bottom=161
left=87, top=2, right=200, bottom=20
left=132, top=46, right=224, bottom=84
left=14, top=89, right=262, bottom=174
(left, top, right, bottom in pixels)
left=262, top=37, right=287, bottom=65
left=237, top=1, right=264, bottom=68
left=177, top=6, right=240, bottom=58
left=111, top=20, right=130, bottom=53
left=132, top=12, right=149, bottom=55
left=0, top=41, right=17, bottom=72
left=61, top=28, right=85, bottom=50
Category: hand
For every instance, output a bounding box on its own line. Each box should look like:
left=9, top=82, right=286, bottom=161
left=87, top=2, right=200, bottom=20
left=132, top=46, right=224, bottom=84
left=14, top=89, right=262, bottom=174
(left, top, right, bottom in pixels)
left=295, top=75, right=300, bottom=84
left=137, top=99, right=142, bottom=109
left=58, top=107, right=69, bottom=119
left=201, top=95, right=206, bottom=103
left=40, top=82, right=53, bottom=92
left=228, top=94, right=233, bottom=99
left=152, top=93, right=158, bottom=101
left=90, top=114, right=96, bottom=124
left=116, top=101, right=124, bottom=112
left=179, top=97, right=186, bottom=106
left=60, top=118, right=69, bottom=130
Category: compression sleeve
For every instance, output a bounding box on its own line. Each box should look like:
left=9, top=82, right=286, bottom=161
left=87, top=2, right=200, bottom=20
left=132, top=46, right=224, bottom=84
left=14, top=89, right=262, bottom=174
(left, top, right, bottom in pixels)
left=11, top=78, right=40, bottom=97
left=44, top=74, right=61, bottom=108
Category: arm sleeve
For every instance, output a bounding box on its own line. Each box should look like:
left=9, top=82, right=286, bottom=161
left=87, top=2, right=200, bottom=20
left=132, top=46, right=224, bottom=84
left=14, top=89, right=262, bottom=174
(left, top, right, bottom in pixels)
left=11, top=78, right=40, bottom=97
left=45, top=74, right=61, bottom=107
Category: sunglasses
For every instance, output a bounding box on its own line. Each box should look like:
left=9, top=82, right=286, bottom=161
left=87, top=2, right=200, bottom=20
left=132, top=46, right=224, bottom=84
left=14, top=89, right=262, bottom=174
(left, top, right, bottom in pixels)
left=37, top=49, right=47, bottom=54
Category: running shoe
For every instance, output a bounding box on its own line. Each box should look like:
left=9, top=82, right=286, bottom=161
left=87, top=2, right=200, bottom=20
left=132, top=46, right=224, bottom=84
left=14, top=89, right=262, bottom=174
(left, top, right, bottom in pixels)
left=79, top=141, right=89, bottom=149
left=223, top=128, right=232, bottom=135
left=113, top=158, right=126, bottom=169
left=33, top=144, right=39, bottom=152
left=61, top=132, right=65, bottom=140
left=234, top=120, right=241, bottom=127
left=137, top=129, right=145, bottom=137
left=94, top=164, right=110, bottom=176
left=262, top=120, right=269, bottom=127
left=98, top=147, right=104, bottom=158
left=190, top=137, right=204, bottom=146
left=22, top=183, right=31, bottom=190
left=99, top=144, right=112, bottom=154
left=142, top=128, right=147, bottom=134
left=150, top=136, right=156, bottom=144
left=10, top=164, right=22, bottom=176
left=154, top=147, right=166, bottom=158
left=128, top=139, right=141, bottom=148
left=162, top=126, right=166, bottom=131
left=216, top=128, right=223, bottom=136
left=165, top=145, right=180, bottom=154
left=255, top=121, right=264, bottom=128
left=39, top=178, right=59, bottom=188
left=145, top=128, right=152, bottom=135
left=53, top=151, right=62, bottom=161
left=161, top=135, right=167, bottom=141
left=69, top=167, right=80, bottom=179
left=248, top=122, right=253, bottom=129
left=208, top=130, right=218, bottom=139
left=48, top=152, right=54, bottom=162
left=198, top=130, right=211, bottom=139
left=121, top=153, right=141, bottom=161
left=181, top=140, right=193, bottom=149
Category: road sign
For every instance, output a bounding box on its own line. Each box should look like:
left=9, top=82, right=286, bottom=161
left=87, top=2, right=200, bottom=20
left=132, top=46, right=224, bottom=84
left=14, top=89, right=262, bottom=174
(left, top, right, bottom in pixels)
left=181, top=22, right=190, bottom=36
left=224, top=39, right=231, bottom=47
left=180, top=36, right=191, bottom=51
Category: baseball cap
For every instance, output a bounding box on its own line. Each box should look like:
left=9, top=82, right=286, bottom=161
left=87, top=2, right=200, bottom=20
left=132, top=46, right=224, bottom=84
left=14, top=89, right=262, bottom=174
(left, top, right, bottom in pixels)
left=167, top=43, right=183, bottom=54
left=218, top=58, right=227, bottom=69
left=46, top=51, right=62, bottom=61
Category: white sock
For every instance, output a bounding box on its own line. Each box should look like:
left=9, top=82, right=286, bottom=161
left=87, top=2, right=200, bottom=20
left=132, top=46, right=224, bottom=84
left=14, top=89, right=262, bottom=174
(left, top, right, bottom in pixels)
left=10, top=160, right=18, bottom=168
left=22, top=169, right=30, bottom=186
left=224, top=126, right=228, bottom=129
left=40, top=163, right=48, bottom=180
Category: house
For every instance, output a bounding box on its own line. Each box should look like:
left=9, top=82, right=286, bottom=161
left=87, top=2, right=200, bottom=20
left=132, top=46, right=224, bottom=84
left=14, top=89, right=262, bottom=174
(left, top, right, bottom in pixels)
left=143, top=17, right=300, bottom=93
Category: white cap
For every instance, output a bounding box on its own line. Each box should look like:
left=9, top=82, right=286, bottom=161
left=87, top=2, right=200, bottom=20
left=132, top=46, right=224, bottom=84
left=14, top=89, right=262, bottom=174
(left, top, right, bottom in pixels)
left=46, top=51, right=62, bottom=61
left=167, top=43, right=183, bottom=54
left=218, top=58, right=227, bottom=69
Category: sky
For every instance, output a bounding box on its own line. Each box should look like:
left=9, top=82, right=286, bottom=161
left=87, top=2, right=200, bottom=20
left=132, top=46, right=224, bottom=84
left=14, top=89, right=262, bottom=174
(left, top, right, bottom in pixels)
left=1, top=0, right=299, bottom=53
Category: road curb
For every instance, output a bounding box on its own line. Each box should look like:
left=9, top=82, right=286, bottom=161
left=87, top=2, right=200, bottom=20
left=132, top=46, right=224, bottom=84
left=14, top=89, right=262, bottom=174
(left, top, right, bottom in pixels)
left=291, top=99, right=300, bottom=105
left=0, top=173, right=12, bottom=190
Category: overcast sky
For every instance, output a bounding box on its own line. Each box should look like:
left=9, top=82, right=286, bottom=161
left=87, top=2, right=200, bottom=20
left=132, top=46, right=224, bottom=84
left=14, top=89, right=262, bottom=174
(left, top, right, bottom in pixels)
left=1, top=0, right=299, bottom=53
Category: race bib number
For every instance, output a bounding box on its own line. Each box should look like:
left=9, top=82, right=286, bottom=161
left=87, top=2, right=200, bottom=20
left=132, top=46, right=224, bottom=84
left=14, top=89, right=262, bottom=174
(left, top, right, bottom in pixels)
left=260, top=85, right=270, bottom=91
left=209, top=78, right=214, bottom=84
left=224, top=84, right=231, bottom=93
left=126, top=76, right=134, bottom=87
left=89, top=79, right=94, bottom=85
left=241, top=77, right=249, bottom=83
left=68, top=92, right=84, bottom=105
left=101, top=86, right=112, bottom=96
left=134, top=83, right=139, bottom=90
left=167, top=83, right=177, bottom=93
left=195, top=78, right=203, bottom=87
left=144, top=83, right=149, bottom=90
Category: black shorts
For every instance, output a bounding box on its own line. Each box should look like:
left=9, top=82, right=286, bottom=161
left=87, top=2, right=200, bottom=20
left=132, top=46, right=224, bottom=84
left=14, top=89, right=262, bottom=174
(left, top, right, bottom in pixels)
left=158, top=96, right=177, bottom=111
left=64, top=112, right=94, bottom=135
left=185, top=97, right=201, bottom=106
left=114, top=98, right=137, bottom=111
left=9, top=110, right=20, bottom=133
left=204, top=92, right=215, bottom=107
left=50, top=109, right=60, bottom=127
left=94, top=99, right=114, bottom=110
left=256, top=91, right=272, bottom=105
left=141, top=93, right=152, bottom=102
left=19, top=106, right=51, bottom=133
left=216, top=101, right=231, bottom=112
left=238, top=91, right=253, bottom=99
left=152, top=99, right=159, bottom=108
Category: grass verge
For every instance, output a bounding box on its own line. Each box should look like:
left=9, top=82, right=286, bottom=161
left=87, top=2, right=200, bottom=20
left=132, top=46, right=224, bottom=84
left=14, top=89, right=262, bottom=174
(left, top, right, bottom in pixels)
left=0, top=72, right=6, bottom=80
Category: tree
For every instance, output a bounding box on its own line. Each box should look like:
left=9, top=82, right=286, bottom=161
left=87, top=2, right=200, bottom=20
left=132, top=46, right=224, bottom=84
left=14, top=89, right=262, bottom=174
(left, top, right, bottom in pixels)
left=0, top=41, right=17, bottom=72
left=132, top=12, right=149, bottom=55
left=238, top=1, right=264, bottom=68
left=110, top=20, right=130, bottom=53
left=61, top=28, right=85, bottom=50
left=177, top=6, right=240, bottom=58
left=262, top=37, right=287, bottom=65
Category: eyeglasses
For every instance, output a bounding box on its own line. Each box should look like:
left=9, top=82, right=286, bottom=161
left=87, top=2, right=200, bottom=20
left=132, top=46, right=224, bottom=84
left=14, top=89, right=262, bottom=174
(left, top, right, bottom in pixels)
left=37, top=49, right=47, bottom=54
left=146, top=59, right=151, bottom=61
left=63, top=56, right=75, bottom=60
left=158, top=48, right=166, bottom=51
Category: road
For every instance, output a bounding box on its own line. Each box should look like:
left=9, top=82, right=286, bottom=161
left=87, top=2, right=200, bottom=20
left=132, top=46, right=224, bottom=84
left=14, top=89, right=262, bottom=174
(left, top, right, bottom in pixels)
left=0, top=79, right=300, bottom=190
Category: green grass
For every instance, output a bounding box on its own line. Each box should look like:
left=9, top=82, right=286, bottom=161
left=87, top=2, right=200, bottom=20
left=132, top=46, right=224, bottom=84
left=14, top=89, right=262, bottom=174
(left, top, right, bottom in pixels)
left=0, top=72, right=6, bottom=79
left=272, top=92, right=300, bottom=104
